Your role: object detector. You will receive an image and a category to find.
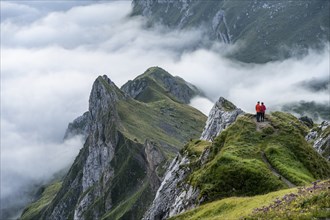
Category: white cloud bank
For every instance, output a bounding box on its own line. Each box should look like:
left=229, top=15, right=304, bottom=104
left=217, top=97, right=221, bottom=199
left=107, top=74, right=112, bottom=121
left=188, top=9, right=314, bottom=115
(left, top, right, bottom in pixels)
left=1, top=1, right=329, bottom=218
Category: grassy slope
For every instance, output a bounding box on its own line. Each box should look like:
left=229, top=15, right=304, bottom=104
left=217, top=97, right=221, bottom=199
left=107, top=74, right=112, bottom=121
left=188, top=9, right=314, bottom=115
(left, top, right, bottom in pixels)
left=20, top=182, right=62, bottom=220
left=118, top=69, right=207, bottom=158
left=184, top=112, right=330, bottom=203
left=170, top=180, right=330, bottom=220
left=170, top=188, right=293, bottom=220
left=170, top=112, right=330, bottom=220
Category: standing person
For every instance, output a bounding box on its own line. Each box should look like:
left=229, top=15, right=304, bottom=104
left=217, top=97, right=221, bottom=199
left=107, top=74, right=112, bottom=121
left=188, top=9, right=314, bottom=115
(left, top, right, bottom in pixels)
left=255, top=101, right=261, bottom=122
left=261, top=102, right=266, bottom=122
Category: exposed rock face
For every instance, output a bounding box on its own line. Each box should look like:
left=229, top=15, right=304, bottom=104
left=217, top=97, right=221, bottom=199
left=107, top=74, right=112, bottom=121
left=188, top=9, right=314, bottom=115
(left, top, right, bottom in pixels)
left=121, top=78, right=148, bottom=100
left=143, top=155, right=200, bottom=220
left=73, top=76, right=121, bottom=219
left=299, top=116, right=314, bottom=128
left=145, top=140, right=166, bottom=191
left=64, top=112, right=91, bottom=140
left=37, top=70, right=206, bottom=220
left=306, top=121, right=330, bottom=160
left=41, top=75, right=121, bottom=220
left=200, top=97, right=244, bottom=141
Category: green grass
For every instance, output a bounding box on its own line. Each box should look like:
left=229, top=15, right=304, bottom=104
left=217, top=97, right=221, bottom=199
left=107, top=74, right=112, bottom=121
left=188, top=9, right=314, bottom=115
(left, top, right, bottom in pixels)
left=169, top=180, right=330, bottom=220
left=184, top=139, right=212, bottom=157
left=169, top=188, right=294, bottom=220
left=118, top=67, right=207, bottom=158
left=117, top=97, right=206, bottom=158
left=101, top=182, right=149, bottom=220
left=21, top=182, right=62, bottom=220
left=183, top=112, right=330, bottom=204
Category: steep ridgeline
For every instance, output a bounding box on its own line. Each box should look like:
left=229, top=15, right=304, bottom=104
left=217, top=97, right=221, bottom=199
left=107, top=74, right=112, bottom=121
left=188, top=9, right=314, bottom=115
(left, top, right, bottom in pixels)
left=132, top=0, right=329, bottom=63
left=121, top=67, right=202, bottom=104
left=306, top=121, right=330, bottom=160
left=143, top=97, right=243, bottom=219
left=21, top=69, right=206, bottom=220
left=143, top=99, right=330, bottom=220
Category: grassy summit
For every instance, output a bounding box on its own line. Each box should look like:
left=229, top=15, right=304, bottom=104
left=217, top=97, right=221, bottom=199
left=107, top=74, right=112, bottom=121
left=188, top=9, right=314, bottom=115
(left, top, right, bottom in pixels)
left=180, top=112, right=330, bottom=203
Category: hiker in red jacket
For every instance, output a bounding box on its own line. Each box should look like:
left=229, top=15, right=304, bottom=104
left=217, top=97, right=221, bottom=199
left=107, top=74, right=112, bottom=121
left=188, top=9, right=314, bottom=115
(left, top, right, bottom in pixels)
left=256, top=101, right=261, bottom=122
left=260, top=102, right=266, bottom=122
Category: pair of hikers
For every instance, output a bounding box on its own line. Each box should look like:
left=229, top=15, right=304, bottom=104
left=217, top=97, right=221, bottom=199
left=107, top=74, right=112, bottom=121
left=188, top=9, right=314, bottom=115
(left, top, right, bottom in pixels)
left=255, top=101, right=266, bottom=122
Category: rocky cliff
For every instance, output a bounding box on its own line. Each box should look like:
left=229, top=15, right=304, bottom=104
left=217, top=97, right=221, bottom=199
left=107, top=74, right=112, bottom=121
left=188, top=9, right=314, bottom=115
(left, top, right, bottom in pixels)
left=200, top=97, right=244, bottom=141
left=306, top=121, right=330, bottom=160
left=132, top=0, right=329, bottom=63
left=21, top=69, right=206, bottom=220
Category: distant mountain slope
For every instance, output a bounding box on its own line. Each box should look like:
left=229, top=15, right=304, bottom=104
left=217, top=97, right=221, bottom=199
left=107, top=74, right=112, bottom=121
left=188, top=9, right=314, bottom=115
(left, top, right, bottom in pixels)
left=20, top=70, right=206, bottom=220
left=132, top=0, right=329, bottom=63
left=121, top=67, right=203, bottom=104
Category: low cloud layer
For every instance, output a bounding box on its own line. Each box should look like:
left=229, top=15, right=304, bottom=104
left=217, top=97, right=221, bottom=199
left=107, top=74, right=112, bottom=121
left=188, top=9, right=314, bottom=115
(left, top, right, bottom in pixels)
left=1, top=1, right=329, bottom=218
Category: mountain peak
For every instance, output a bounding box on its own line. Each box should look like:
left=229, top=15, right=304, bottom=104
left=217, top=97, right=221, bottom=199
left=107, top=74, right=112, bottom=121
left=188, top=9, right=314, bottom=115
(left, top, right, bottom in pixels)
left=121, top=67, right=202, bottom=104
left=139, top=66, right=171, bottom=78
left=89, top=75, right=124, bottom=121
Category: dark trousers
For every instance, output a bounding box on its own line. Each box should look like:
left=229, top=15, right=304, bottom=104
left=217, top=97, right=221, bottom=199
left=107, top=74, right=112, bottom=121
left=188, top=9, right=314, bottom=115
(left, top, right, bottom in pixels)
left=256, top=112, right=261, bottom=122
left=261, top=112, right=265, bottom=121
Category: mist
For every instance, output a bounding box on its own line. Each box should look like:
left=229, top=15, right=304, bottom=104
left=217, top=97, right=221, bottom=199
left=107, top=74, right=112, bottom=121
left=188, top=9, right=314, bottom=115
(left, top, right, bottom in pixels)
left=1, top=1, right=329, bottom=218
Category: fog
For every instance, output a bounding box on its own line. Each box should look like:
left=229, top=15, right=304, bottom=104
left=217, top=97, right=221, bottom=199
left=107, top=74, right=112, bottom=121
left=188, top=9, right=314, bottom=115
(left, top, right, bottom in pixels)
left=1, top=1, right=329, bottom=218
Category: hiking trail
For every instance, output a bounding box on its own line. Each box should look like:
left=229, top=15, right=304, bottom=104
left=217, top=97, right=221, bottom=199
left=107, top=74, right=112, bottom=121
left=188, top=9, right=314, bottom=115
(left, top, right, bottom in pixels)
left=261, top=151, right=296, bottom=188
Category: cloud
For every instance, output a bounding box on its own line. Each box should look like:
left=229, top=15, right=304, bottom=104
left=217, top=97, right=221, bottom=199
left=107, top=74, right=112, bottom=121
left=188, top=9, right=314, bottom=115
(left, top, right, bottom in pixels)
left=1, top=1, right=329, bottom=218
left=164, top=47, right=329, bottom=114
left=1, top=116, right=84, bottom=218
left=189, top=96, right=214, bottom=116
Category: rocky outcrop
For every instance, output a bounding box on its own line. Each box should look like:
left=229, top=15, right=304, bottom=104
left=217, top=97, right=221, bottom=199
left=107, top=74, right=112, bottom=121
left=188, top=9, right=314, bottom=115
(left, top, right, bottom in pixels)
left=64, top=112, right=91, bottom=140
left=305, top=121, right=330, bottom=160
left=74, top=77, right=121, bottom=219
left=121, top=78, right=148, bottom=100
left=40, top=75, right=122, bottom=220
left=299, top=116, right=314, bottom=128
left=145, top=140, right=166, bottom=191
left=143, top=155, right=200, bottom=220
left=200, top=97, right=244, bottom=141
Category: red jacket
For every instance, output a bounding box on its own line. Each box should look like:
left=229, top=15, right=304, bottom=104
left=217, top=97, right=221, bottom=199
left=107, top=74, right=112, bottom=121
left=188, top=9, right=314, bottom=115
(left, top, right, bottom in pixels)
left=261, top=104, right=266, bottom=113
left=256, top=104, right=261, bottom=112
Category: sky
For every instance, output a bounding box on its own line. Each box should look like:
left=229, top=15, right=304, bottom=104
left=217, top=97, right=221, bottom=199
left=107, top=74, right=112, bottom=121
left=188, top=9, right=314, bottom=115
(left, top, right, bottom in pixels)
left=1, top=0, right=329, bottom=218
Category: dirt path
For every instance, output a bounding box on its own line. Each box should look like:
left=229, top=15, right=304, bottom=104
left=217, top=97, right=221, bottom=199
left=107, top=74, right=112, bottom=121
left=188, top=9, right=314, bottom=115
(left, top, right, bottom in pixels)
left=261, top=151, right=296, bottom=188
left=255, top=119, right=270, bottom=132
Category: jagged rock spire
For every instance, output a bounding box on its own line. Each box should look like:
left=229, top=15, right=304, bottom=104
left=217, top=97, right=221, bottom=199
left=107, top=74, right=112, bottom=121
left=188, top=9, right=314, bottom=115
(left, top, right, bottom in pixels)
left=200, top=97, right=244, bottom=141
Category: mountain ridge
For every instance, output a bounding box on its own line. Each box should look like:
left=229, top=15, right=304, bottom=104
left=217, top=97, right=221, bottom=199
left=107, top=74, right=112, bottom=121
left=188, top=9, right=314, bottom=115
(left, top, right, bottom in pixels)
left=20, top=68, right=206, bottom=220
left=20, top=68, right=330, bottom=220
left=132, top=0, right=330, bottom=63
